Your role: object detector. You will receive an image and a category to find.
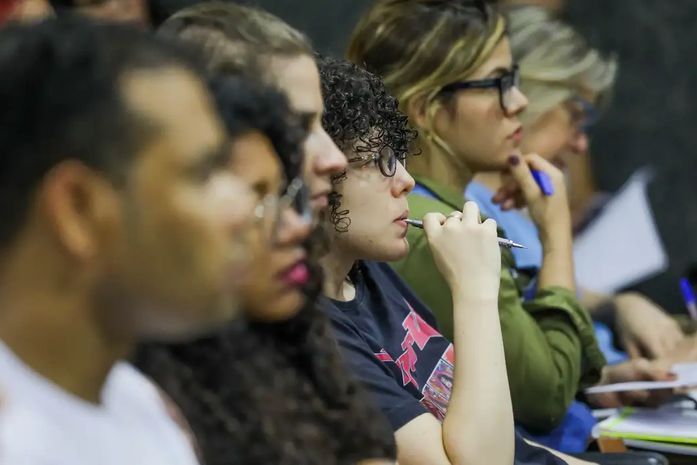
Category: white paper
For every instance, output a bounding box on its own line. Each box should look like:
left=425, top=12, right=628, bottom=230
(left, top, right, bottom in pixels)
left=593, top=407, right=697, bottom=441
left=585, top=362, right=697, bottom=394
left=573, top=167, right=668, bottom=293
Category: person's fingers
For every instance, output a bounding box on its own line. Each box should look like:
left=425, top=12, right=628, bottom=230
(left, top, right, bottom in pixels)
left=422, top=212, right=446, bottom=238
left=482, top=218, right=498, bottom=233
left=505, top=154, right=541, bottom=199
left=619, top=389, right=650, bottom=406
left=501, top=198, right=516, bottom=211
left=633, top=358, right=676, bottom=382
left=462, top=201, right=481, bottom=224
left=624, top=339, right=642, bottom=359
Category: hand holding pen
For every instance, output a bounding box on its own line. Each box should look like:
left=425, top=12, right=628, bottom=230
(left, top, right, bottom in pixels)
left=405, top=218, right=525, bottom=249
left=492, top=154, right=571, bottom=238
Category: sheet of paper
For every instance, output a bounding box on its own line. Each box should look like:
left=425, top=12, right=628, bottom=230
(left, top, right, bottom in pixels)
left=573, top=167, right=668, bottom=293
left=593, top=407, right=697, bottom=442
left=585, top=362, right=697, bottom=394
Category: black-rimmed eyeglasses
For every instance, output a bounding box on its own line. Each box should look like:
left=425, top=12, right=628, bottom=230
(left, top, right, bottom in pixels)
left=438, top=65, right=521, bottom=113
left=347, top=145, right=405, bottom=178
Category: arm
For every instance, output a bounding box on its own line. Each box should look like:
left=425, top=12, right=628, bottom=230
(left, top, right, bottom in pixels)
left=494, top=154, right=576, bottom=292
left=404, top=202, right=512, bottom=465
left=396, top=195, right=604, bottom=432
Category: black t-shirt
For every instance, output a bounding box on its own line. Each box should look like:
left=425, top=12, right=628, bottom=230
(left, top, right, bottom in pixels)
left=322, top=261, right=568, bottom=465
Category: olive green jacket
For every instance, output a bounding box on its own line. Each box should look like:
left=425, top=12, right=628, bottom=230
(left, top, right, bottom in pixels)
left=392, top=175, right=606, bottom=432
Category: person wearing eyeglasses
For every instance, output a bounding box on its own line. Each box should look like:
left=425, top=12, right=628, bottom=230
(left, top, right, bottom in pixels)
left=135, top=4, right=398, bottom=465
left=318, top=55, right=596, bottom=465
left=347, top=0, right=607, bottom=440
left=466, top=2, right=686, bottom=439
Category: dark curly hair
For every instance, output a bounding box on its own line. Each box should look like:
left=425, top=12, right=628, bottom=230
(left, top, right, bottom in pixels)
left=319, top=55, right=417, bottom=233
left=135, top=75, right=396, bottom=465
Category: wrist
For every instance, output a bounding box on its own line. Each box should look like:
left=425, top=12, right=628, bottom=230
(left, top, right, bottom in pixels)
left=450, top=287, right=499, bottom=307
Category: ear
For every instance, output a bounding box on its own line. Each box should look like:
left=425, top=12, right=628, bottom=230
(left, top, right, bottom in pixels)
left=38, top=160, right=121, bottom=262
left=405, top=95, right=431, bottom=130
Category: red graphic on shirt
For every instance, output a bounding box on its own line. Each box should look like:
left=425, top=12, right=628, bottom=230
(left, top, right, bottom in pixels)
left=373, top=301, right=441, bottom=388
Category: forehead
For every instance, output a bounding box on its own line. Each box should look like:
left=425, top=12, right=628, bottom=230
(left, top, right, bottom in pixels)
left=121, top=66, right=224, bottom=162
left=267, top=54, right=323, bottom=115
left=229, top=131, right=282, bottom=182
left=467, top=38, right=513, bottom=79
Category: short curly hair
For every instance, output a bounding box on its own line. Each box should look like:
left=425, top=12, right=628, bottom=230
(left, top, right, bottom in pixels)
left=319, top=55, right=417, bottom=232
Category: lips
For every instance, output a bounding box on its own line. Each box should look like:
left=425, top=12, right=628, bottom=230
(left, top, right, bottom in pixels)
left=509, top=126, right=523, bottom=145
left=279, top=260, right=310, bottom=287
left=310, top=193, right=329, bottom=209
left=394, top=210, right=409, bottom=222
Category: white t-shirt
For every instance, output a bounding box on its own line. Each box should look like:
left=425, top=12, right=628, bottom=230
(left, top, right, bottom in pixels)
left=0, top=341, right=200, bottom=465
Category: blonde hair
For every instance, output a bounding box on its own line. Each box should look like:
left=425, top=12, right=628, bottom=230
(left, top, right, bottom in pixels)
left=348, top=0, right=506, bottom=167
left=506, top=5, right=617, bottom=124
left=158, top=2, right=313, bottom=79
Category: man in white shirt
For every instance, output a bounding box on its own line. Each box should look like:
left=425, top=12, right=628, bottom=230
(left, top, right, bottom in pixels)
left=0, top=17, right=256, bottom=464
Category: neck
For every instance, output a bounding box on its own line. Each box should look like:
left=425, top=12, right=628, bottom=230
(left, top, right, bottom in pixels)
left=319, top=246, right=357, bottom=302
left=0, top=242, right=132, bottom=404
left=473, top=171, right=503, bottom=192
left=410, top=139, right=474, bottom=194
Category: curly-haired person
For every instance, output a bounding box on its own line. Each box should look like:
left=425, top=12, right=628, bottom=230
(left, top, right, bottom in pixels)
left=317, top=55, right=597, bottom=465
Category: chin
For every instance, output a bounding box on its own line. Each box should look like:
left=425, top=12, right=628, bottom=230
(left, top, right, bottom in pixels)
left=243, top=290, right=306, bottom=322
left=376, top=239, right=409, bottom=263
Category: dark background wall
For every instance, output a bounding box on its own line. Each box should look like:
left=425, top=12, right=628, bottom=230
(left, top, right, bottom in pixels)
left=251, top=0, right=697, bottom=311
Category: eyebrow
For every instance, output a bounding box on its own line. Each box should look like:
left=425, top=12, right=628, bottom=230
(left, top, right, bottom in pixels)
left=297, top=111, right=318, bottom=131
left=197, top=141, right=231, bottom=171
left=485, top=66, right=513, bottom=78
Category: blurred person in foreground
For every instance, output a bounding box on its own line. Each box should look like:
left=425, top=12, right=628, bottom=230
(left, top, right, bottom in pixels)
left=136, top=3, right=397, bottom=465
left=0, top=17, right=257, bottom=464
left=0, top=0, right=51, bottom=23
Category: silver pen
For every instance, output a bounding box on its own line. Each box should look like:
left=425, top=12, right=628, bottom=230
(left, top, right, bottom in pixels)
left=405, top=218, right=526, bottom=249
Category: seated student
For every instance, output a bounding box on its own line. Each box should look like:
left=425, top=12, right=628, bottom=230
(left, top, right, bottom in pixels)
left=347, top=0, right=605, bottom=437
left=318, top=56, right=595, bottom=465
left=469, top=4, right=685, bottom=365
left=136, top=4, right=397, bottom=465
left=0, top=18, right=256, bottom=464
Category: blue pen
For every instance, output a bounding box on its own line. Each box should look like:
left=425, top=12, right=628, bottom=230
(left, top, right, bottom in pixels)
left=679, top=278, right=697, bottom=321
left=531, top=170, right=554, bottom=196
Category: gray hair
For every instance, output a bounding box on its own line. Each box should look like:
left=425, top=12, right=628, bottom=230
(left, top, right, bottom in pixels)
left=506, top=5, right=618, bottom=123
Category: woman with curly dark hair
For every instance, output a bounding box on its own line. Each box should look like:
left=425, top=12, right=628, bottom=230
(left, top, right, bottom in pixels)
left=135, top=4, right=398, bottom=465
left=317, top=56, right=595, bottom=465
left=137, top=73, right=396, bottom=465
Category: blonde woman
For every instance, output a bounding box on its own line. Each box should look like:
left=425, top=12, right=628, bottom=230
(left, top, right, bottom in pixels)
left=348, top=0, right=606, bottom=436
left=470, top=5, right=685, bottom=364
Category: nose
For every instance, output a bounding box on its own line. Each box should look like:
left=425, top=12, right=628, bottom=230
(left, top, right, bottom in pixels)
left=506, top=87, right=529, bottom=117
left=312, top=126, right=347, bottom=177
left=274, top=207, right=312, bottom=247
left=391, top=161, right=415, bottom=197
